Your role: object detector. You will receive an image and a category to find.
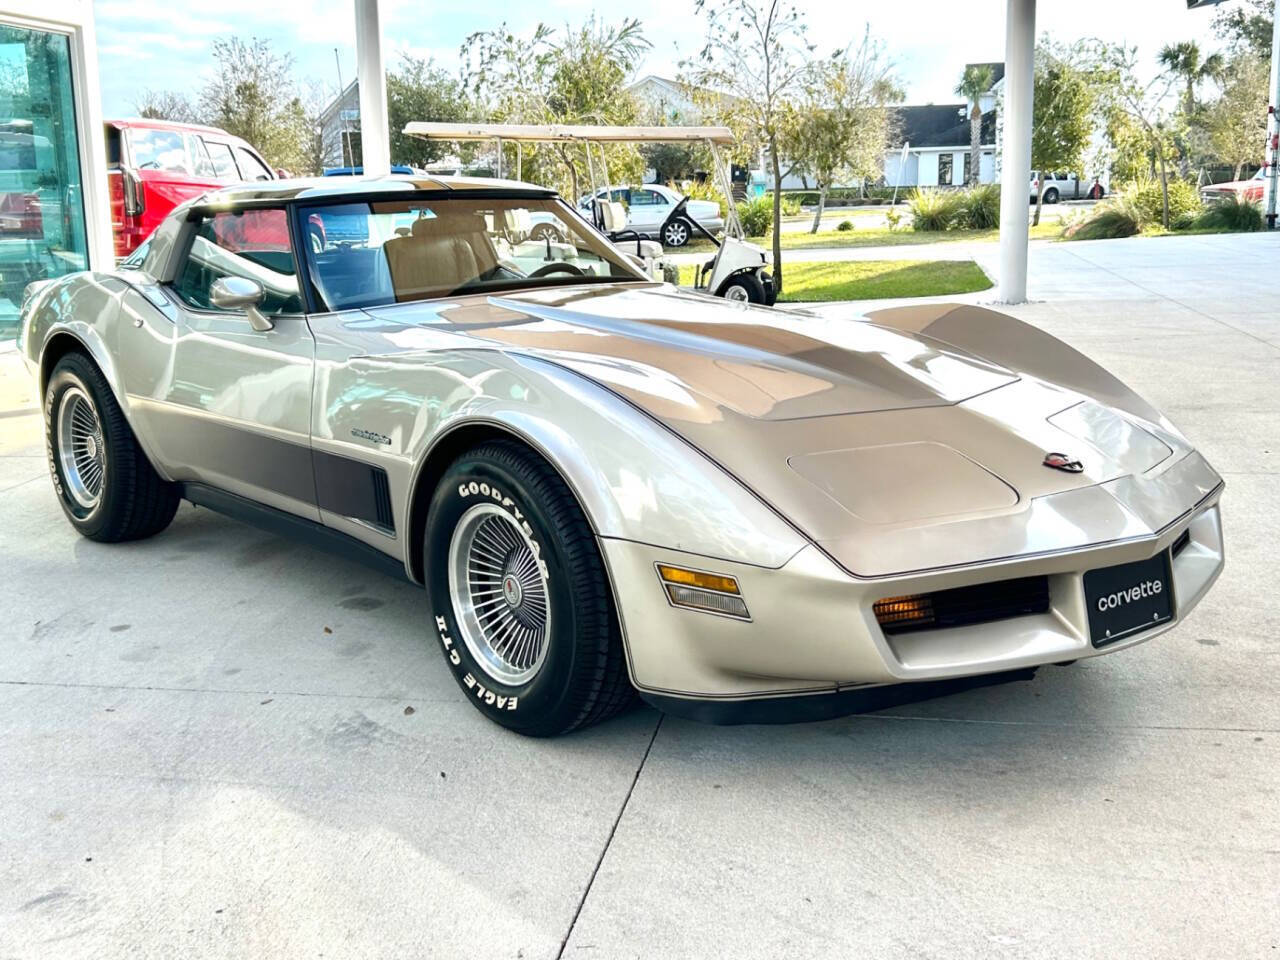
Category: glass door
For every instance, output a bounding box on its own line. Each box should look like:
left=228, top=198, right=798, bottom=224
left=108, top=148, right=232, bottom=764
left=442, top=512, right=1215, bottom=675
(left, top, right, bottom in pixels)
left=0, top=23, right=88, bottom=341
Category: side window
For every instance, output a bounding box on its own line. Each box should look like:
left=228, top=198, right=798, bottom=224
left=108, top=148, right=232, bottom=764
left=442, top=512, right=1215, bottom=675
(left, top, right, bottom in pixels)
left=235, top=147, right=273, bottom=182
left=203, top=140, right=239, bottom=180
left=171, top=208, right=302, bottom=316
left=188, top=135, right=216, bottom=178
left=129, top=128, right=190, bottom=174
left=632, top=189, right=662, bottom=206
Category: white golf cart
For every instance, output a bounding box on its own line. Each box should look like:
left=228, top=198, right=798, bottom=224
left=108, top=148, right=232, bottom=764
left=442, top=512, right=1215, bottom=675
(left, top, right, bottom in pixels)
left=401, top=122, right=775, bottom=305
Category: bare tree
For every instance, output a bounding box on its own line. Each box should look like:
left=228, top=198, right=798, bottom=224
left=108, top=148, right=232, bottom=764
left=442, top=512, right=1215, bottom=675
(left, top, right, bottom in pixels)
left=199, top=37, right=308, bottom=172
left=134, top=89, right=200, bottom=124
left=783, top=31, right=900, bottom=232
left=298, top=80, right=332, bottom=176
left=682, top=0, right=820, bottom=291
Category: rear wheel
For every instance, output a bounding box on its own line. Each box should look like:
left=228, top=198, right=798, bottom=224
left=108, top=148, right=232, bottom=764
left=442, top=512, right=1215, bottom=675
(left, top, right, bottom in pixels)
left=1044, top=187, right=1060, bottom=204
left=662, top=218, right=692, bottom=247
left=44, top=352, right=179, bottom=542
left=423, top=440, right=633, bottom=736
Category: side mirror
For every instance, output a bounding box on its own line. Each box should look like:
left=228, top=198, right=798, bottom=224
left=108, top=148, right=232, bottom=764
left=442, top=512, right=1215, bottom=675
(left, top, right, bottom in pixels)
left=210, top=276, right=273, bottom=332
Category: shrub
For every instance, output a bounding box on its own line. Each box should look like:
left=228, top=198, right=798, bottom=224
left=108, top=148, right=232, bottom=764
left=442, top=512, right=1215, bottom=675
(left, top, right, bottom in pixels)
left=908, top=188, right=962, bottom=231
left=661, top=261, right=681, bottom=285
left=766, top=192, right=803, bottom=216
left=1191, top=193, right=1263, bottom=232
left=885, top=207, right=904, bottom=230
left=735, top=195, right=774, bottom=236
left=1118, top=178, right=1200, bottom=227
left=955, top=183, right=1001, bottom=230
left=1063, top=197, right=1142, bottom=240
left=836, top=219, right=855, bottom=232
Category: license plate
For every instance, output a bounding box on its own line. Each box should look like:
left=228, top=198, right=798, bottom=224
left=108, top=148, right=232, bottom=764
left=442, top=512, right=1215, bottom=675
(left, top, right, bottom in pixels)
left=1084, top=551, right=1174, bottom=647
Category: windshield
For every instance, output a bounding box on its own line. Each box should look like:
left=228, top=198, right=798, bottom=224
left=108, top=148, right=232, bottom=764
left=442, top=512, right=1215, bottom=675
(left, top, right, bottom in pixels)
left=299, top=196, right=647, bottom=311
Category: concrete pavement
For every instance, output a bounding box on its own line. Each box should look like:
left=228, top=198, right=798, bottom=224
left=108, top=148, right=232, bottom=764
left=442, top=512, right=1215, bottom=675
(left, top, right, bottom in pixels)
left=1, top=231, right=1278, bottom=958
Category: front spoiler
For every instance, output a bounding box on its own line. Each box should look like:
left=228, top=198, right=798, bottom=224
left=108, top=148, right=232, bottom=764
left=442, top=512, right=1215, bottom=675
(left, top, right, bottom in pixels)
left=639, top=668, right=1040, bottom=726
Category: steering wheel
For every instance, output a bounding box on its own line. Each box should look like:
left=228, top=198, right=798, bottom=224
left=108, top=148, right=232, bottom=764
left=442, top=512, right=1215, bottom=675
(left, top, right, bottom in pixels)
left=528, top=262, right=585, bottom=279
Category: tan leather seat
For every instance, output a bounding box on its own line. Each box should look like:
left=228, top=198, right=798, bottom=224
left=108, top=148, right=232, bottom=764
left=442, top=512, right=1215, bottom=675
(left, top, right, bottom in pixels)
left=384, top=217, right=482, bottom=300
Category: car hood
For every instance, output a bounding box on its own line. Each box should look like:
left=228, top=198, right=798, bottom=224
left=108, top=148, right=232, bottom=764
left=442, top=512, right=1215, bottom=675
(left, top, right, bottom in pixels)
left=362, top=284, right=1216, bottom=575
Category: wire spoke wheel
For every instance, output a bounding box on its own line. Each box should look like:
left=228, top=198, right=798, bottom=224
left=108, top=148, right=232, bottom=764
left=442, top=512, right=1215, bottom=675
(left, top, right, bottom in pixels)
left=56, top=385, right=106, bottom=510
left=447, top=503, right=551, bottom=686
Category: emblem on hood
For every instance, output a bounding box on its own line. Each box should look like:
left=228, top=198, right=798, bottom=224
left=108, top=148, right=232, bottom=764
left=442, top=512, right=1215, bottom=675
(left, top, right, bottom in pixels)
left=1043, top=451, right=1084, bottom=473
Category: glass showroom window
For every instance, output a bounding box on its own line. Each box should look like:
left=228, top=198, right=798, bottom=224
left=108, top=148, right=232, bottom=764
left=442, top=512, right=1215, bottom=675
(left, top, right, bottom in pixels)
left=0, top=24, right=88, bottom=340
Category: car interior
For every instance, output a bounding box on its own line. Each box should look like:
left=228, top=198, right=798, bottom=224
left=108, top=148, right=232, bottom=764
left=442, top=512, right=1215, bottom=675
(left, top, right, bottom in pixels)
left=301, top=198, right=641, bottom=311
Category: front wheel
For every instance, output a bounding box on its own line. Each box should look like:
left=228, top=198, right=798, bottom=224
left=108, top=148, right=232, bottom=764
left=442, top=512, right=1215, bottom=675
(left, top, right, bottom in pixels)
left=720, top=272, right=767, bottom=304
left=423, top=440, right=633, bottom=736
left=662, top=218, right=692, bottom=247
left=45, top=352, right=179, bottom=542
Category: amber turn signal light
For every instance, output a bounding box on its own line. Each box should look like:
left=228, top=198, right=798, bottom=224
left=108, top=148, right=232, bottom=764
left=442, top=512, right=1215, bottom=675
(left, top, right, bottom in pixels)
left=656, top=564, right=749, bottom=619
left=873, top=594, right=936, bottom=629
left=656, top=564, right=741, bottom=595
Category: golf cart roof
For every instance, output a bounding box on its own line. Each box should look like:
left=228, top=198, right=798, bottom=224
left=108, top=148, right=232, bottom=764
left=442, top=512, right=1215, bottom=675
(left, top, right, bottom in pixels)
left=403, top=122, right=736, bottom=145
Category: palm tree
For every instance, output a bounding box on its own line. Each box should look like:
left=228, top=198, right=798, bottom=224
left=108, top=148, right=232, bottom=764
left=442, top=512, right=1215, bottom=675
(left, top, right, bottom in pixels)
left=1158, top=41, right=1224, bottom=117
left=954, top=65, right=995, bottom=186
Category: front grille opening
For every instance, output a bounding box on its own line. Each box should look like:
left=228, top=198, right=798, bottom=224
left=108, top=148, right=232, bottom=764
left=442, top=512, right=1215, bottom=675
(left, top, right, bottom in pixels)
left=874, top=576, right=1050, bottom=636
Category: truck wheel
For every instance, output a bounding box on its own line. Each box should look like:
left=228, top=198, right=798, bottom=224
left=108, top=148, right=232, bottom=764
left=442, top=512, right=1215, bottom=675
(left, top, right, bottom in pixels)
left=1044, top=187, right=1060, bottom=204
left=721, top=272, right=766, bottom=304
left=424, top=440, right=634, bottom=736
left=45, top=352, right=179, bottom=542
left=662, top=218, right=692, bottom=247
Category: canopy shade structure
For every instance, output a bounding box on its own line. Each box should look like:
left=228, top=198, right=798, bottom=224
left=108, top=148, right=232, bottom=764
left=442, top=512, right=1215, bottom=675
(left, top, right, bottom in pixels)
left=403, top=122, right=736, bottom=145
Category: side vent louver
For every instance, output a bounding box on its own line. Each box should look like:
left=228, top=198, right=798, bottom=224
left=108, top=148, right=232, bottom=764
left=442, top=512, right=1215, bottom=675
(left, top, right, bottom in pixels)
left=371, top=468, right=394, bottom=533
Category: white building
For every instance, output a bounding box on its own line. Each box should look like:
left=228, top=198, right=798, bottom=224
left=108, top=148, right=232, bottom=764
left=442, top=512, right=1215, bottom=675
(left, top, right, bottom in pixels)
left=318, top=79, right=361, bottom=170
left=885, top=62, right=1002, bottom=188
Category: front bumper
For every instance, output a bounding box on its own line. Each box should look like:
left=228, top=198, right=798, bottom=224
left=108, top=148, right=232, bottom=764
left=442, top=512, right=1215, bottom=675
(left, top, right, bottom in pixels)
left=600, top=494, right=1224, bottom=718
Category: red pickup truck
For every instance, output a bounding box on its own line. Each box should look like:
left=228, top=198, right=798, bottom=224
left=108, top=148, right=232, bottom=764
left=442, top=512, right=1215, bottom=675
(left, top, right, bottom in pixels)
left=106, top=119, right=277, bottom=257
left=1200, top=167, right=1265, bottom=205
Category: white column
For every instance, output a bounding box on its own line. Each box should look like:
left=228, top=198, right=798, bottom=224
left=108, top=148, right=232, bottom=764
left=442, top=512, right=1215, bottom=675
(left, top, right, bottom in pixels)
left=354, top=0, right=390, bottom=177
left=998, top=0, right=1035, bottom=303
left=1263, top=0, right=1280, bottom=228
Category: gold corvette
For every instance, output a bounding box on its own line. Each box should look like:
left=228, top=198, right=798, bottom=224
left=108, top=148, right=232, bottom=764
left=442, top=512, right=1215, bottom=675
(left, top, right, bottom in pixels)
left=18, top=177, right=1224, bottom=735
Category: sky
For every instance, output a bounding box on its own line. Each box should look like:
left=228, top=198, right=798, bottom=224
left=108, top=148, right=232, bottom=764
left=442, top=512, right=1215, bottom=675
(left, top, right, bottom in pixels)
left=94, top=0, right=1256, bottom=119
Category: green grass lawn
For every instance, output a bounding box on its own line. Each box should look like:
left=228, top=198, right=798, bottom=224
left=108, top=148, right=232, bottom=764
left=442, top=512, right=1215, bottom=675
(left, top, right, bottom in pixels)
left=681, top=219, right=1063, bottom=254
left=677, top=259, right=993, bottom=303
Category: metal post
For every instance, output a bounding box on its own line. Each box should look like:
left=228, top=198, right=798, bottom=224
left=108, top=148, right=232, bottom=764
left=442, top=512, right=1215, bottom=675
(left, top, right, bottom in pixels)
left=1264, top=0, right=1280, bottom=228
left=998, top=0, right=1035, bottom=303
left=353, top=0, right=390, bottom=177
left=496, top=138, right=503, bottom=179
left=709, top=142, right=742, bottom=239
